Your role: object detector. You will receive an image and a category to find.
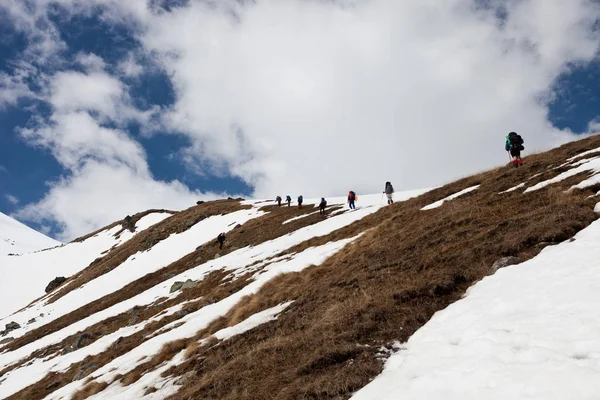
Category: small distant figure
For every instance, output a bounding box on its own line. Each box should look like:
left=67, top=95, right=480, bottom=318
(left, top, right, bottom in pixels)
left=297, top=195, right=304, bottom=209
left=276, top=196, right=282, bottom=207
left=384, top=181, right=395, bottom=204
left=319, top=198, right=327, bottom=215
left=286, top=195, right=292, bottom=207
left=217, top=232, right=226, bottom=249
left=506, top=132, right=524, bottom=167
left=348, top=190, right=357, bottom=209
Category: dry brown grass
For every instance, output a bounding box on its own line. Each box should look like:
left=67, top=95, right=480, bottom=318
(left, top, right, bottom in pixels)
left=7, top=135, right=600, bottom=400
left=71, top=381, right=109, bottom=400
left=160, top=135, right=600, bottom=400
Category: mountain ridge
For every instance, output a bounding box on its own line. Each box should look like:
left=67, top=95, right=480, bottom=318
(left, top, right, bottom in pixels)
left=2, top=135, right=600, bottom=399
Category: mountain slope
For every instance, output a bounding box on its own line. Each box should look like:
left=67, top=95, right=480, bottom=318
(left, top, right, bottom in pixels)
left=0, top=212, right=61, bottom=256
left=2, top=136, right=600, bottom=399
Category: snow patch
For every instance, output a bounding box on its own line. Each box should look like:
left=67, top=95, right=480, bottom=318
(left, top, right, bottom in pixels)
left=421, top=185, right=480, bottom=210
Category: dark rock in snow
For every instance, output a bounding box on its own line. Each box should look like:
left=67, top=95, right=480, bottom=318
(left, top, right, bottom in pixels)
left=122, top=215, right=136, bottom=232
left=128, top=306, right=143, bottom=326
left=491, top=256, right=521, bottom=274
left=170, top=281, right=185, bottom=293
left=72, top=362, right=99, bottom=382
left=170, top=279, right=196, bottom=293
left=45, top=276, right=67, bottom=293
left=0, top=337, right=14, bottom=345
left=196, top=201, right=205, bottom=205
left=181, top=279, right=197, bottom=290
left=5, top=322, right=20, bottom=332
left=62, top=332, right=92, bottom=354
left=28, top=318, right=36, bottom=324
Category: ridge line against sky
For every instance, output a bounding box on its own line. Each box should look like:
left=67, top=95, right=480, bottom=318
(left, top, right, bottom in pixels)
left=1, top=0, right=600, bottom=240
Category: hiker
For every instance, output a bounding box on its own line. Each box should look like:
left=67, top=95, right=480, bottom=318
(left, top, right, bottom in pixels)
left=506, top=131, right=524, bottom=167
left=384, top=181, right=394, bottom=204
left=276, top=196, right=282, bottom=207
left=319, top=198, right=327, bottom=215
left=217, top=232, right=226, bottom=249
left=297, top=195, right=303, bottom=209
left=286, top=195, right=292, bottom=207
left=348, top=190, right=357, bottom=209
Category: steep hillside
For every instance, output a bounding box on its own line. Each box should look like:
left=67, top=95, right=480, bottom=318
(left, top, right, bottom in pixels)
left=2, top=135, right=600, bottom=400
left=0, top=212, right=61, bottom=257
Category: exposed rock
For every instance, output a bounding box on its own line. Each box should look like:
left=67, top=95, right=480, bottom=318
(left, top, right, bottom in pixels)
left=122, top=215, right=136, bottom=232
left=176, top=309, right=191, bottom=318
left=128, top=306, right=143, bottom=325
left=196, top=201, right=205, bottom=205
left=234, top=224, right=242, bottom=229
left=170, top=281, right=185, bottom=293
left=62, top=332, right=92, bottom=354
left=171, top=279, right=197, bottom=293
left=45, top=276, right=67, bottom=293
left=0, top=337, right=14, bottom=345
left=181, top=279, right=197, bottom=290
left=491, top=256, right=521, bottom=274
left=5, top=321, right=20, bottom=332
left=28, top=318, right=36, bottom=324
left=72, top=362, right=99, bottom=382
left=214, top=253, right=221, bottom=259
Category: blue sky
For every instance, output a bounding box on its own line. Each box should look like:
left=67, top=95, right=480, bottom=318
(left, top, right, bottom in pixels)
left=1, top=1, right=599, bottom=240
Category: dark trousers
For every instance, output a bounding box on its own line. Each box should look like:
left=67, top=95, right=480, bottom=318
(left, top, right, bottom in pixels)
left=349, top=200, right=355, bottom=209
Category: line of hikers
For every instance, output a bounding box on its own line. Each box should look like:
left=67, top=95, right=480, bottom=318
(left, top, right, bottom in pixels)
left=218, top=132, right=523, bottom=249
left=274, top=181, right=396, bottom=213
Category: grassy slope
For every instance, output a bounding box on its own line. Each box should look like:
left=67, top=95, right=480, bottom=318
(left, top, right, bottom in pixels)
left=6, top=135, right=600, bottom=400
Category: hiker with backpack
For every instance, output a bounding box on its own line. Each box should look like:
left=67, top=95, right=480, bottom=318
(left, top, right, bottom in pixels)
left=319, top=198, right=327, bottom=215
left=217, top=232, right=226, bottom=249
left=286, top=195, right=292, bottom=207
left=506, top=132, right=524, bottom=167
left=276, top=196, right=282, bottom=207
left=384, top=182, right=394, bottom=205
left=348, top=191, right=357, bottom=209
left=297, top=195, right=304, bottom=209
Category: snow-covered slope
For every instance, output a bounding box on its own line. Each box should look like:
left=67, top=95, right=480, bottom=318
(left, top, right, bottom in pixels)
left=2, top=136, right=600, bottom=400
left=0, top=212, right=60, bottom=256
left=352, top=219, right=600, bottom=400
left=0, top=211, right=172, bottom=320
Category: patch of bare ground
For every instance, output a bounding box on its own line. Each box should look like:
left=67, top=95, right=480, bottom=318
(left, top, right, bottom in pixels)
left=3, top=201, right=346, bottom=354
left=8, top=135, right=600, bottom=400
left=71, top=381, right=109, bottom=400
left=71, top=209, right=176, bottom=243
left=4, top=270, right=257, bottom=400
left=49, top=201, right=248, bottom=303
left=150, top=135, right=600, bottom=400
left=2, top=202, right=350, bottom=398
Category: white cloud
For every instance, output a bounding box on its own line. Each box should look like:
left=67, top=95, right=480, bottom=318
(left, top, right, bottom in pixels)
left=14, top=60, right=212, bottom=240
left=5, top=194, right=19, bottom=205
left=117, top=53, right=145, bottom=78
left=132, top=0, right=600, bottom=196
left=20, top=111, right=148, bottom=172
left=6, top=0, right=600, bottom=238
left=0, top=71, right=34, bottom=108
left=14, top=160, right=216, bottom=241
left=47, top=69, right=158, bottom=125
left=75, top=52, right=107, bottom=72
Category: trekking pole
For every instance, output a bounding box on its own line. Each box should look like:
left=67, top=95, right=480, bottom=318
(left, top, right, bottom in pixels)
left=507, top=151, right=512, bottom=162
left=380, top=193, right=384, bottom=205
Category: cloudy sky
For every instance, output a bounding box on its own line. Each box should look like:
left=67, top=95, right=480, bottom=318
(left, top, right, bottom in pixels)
left=1, top=0, right=600, bottom=241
